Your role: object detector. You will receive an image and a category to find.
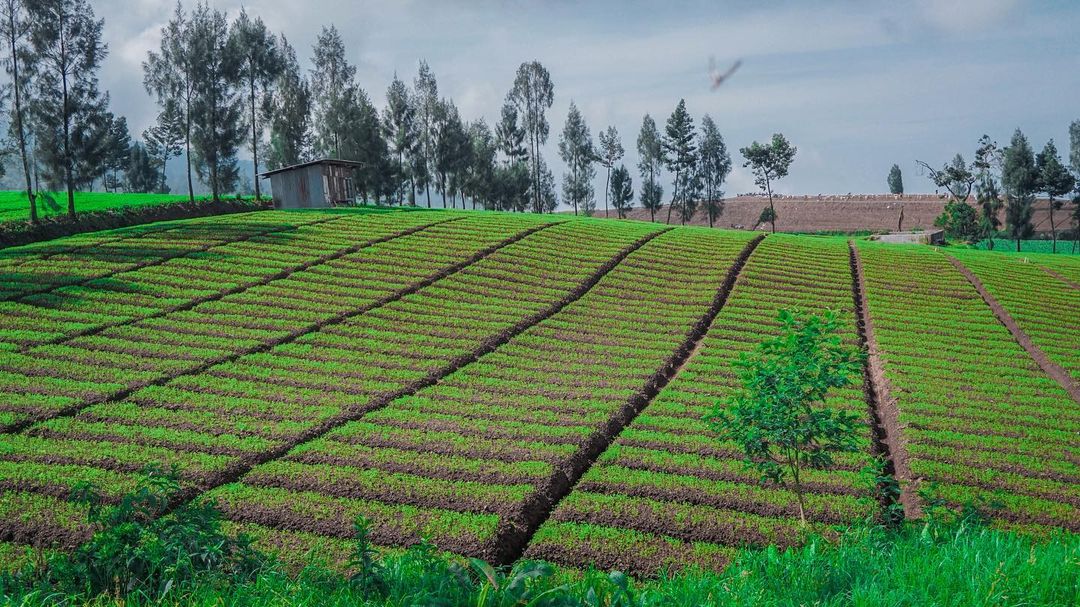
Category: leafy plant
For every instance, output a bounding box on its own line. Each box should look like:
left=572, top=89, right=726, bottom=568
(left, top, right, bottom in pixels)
left=27, top=465, right=265, bottom=602
left=706, top=309, right=865, bottom=525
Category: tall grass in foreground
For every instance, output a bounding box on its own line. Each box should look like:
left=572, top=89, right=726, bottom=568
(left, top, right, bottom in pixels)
left=3, top=520, right=1075, bottom=606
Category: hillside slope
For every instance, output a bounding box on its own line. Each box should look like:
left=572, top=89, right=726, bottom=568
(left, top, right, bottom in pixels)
left=0, top=208, right=1075, bottom=575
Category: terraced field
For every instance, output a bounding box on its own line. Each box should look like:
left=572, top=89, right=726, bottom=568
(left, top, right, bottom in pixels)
left=0, top=208, right=1075, bottom=575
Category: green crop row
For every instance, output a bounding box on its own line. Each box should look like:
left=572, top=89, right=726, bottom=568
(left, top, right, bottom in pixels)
left=855, top=242, right=1078, bottom=529
left=0, top=214, right=541, bottom=430
left=219, top=227, right=755, bottom=562
left=0, top=216, right=655, bottom=549
left=527, top=235, right=877, bottom=575
left=949, top=250, right=1079, bottom=382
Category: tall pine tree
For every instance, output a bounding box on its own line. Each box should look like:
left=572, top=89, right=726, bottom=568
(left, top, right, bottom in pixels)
left=230, top=8, right=281, bottom=200
left=1, top=0, right=35, bottom=221
left=558, top=101, right=595, bottom=216
left=637, top=114, right=663, bottom=222
left=1002, top=128, right=1037, bottom=252
left=189, top=2, right=243, bottom=200
left=265, top=35, right=311, bottom=170
left=663, top=99, right=696, bottom=224
left=698, top=114, right=731, bottom=228
left=509, top=61, right=554, bottom=213
left=27, top=0, right=109, bottom=217
left=597, top=125, right=624, bottom=218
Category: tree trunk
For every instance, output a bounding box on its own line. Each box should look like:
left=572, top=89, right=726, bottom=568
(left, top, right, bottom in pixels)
left=60, top=17, right=75, bottom=219
left=8, top=16, right=35, bottom=223
left=425, top=183, right=431, bottom=208
left=604, top=164, right=610, bottom=218
left=766, top=176, right=776, bottom=233
left=185, top=100, right=194, bottom=203
left=250, top=75, right=261, bottom=201
left=666, top=170, right=679, bottom=224
left=1049, top=198, right=1056, bottom=253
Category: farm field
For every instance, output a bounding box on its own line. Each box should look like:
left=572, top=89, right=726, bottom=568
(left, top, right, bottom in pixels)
left=0, top=191, right=197, bottom=224
left=0, top=208, right=1076, bottom=576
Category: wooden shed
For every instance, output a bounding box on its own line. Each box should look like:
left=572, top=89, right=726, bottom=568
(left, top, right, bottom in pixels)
left=260, top=159, right=362, bottom=209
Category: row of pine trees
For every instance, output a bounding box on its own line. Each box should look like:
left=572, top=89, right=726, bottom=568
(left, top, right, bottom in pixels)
left=1, top=0, right=747, bottom=223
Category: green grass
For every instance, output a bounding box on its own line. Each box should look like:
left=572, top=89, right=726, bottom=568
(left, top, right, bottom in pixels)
left=0, top=191, right=202, bottom=223
left=3, top=519, right=1074, bottom=606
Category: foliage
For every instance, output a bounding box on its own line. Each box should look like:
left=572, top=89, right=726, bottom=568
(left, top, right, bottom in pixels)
left=740, top=133, right=796, bottom=233
left=597, top=125, right=624, bottom=218
left=265, top=35, right=311, bottom=171
left=934, top=199, right=983, bottom=242
left=1035, top=139, right=1075, bottom=253
left=1002, top=128, right=1038, bottom=251
left=310, top=25, right=356, bottom=160
left=230, top=7, right=282, bottom=200
left=188, top=2, right=244, bottom=200
left=636, top=114, right=664, bottom=222
left=508, top=61, right=554, bottom=213
left=706, top=309, right=864, bottom=525
left=662, top=99, right=696, bottom=224
left=698, top=114, right=731, bottom=228
left=558, top=101, right=595, bottom=216
left=2, top=496, right=1075, bottom=607
left=1, top=466, right=264, bottom=603
left=412, top=59, right=439, bottom=207
left=609, top=164, right=633, bottom=219
left=27, top=0, right=110, bottom=216
left=382, top=73, right=418, bottom=204
left=887, top=164, right=903, bottom=195
left=0, top=0, right=37, bottom=222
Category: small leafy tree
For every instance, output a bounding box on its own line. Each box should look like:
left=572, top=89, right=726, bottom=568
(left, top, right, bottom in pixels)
left=740, top=133, right=796, bottom=233
left=609, top=163, right=633, bottom=219
left=706, top=309, right=864, bottom=525
left=934, top=199, right=983, bottom=242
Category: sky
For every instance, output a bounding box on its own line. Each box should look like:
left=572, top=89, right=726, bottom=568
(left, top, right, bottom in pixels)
left=96, top=0, right=1080, bottom=199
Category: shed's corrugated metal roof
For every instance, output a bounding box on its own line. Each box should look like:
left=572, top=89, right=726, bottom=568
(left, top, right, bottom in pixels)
left=260, top=158, right=364, bottom=177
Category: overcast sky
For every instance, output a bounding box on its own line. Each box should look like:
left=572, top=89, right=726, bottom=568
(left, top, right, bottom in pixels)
left=98, top=0, right=1080, bottom=197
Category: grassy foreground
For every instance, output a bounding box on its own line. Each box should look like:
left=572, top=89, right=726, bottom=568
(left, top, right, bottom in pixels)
left=0, top=191, right=197, bottom=223
left=1, top=509, right=1074, bottom=606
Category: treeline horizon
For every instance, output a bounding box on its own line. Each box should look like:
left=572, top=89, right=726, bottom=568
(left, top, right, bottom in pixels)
left=1, top=0, right=1079, bottom=233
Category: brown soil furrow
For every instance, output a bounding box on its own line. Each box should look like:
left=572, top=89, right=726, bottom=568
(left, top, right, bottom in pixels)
left=4, top=213, right=349, bottom=305
left=494, top=234, right=765, bottom=564
left=1, top=218, right=535, bottom=434
left=947, top=256, right=1080, bottom=404
left=173, top=225, right=671, bottom=503
left=849, top=241, right=919, bottom=518
left=24, top=216, right=459, bottom=352
left=1042, top=267, right=1080, bottom=290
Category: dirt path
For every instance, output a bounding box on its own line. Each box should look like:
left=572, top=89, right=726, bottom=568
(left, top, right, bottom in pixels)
left=949, top=256, right=1080, bottom=404
left=1042, top=267, right=1080, bottom=290
left=848, top=241, right=921, bottom=518
left=498, top=234, right=767, bottom=564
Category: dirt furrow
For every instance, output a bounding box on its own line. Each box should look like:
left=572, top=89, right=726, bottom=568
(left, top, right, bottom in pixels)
left=496, top=234, right=765, bottom=564
left=848, top=241, right=919, bottom=518
left=948, top=256, right=1080, bottom=404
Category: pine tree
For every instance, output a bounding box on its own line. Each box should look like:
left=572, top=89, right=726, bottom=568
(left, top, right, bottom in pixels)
left=1035, top=140, right=1075, bottom=254
left=465, top=119, right=496, bottom=210
left=230, top=8, right=281, bottom=201
left=126, top=141, right=159, bottom=193
left=1070, top=120, right=1080, bottom=252
left=143, top=2, right=197, bottom=202
left=558, top=101, right=595, bottom=216
left=143, top=105, right=184, bottom=193
left=509, top=61, right=554, bottom=213
left=609, top=164, right=633, bottom=219
left=413, top=60, right=438, bottom=207
left=311, top=25, right=356, bottom=160
left=888, top=164, right=903, bottom=195
left=698, top=114, right=731, bottom=228
left=265, top=35, right=311, bottom=171
left=100, top=115, right=131, bottom=192
left=597, top=126, right=624, bottom=218
left=383, top=73, right=417, bottom=205
left=663, top=99, right=696, bottom=224
left=637, top=114, right=663, bottom=222
left=1, top=0, right=36, bottom=221
left=27, top=0, right=109, bottom=217
left=1002, top=128, right=1038, bottom=252
left=189, top=2, right=243, bottom=200
left=495, top=98, right=526, bottom=166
